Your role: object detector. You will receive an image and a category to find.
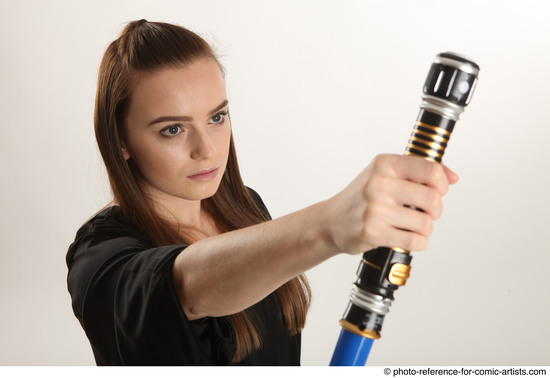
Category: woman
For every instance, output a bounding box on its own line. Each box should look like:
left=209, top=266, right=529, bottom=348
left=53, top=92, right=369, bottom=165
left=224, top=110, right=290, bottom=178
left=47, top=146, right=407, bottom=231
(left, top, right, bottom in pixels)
left=66, top=19, right=457, bottom=366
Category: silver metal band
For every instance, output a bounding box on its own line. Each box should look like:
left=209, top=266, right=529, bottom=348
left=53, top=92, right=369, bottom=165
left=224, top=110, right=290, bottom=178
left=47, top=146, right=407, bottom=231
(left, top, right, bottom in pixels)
left=421, top=95, right=465, bottom=121
left=349, top=285, right=392, bottom=316
left=434, top=53, right=480, bottom=76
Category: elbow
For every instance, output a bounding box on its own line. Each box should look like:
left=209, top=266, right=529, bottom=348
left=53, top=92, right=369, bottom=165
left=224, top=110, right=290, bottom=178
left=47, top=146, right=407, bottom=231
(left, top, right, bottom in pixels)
left=172, top=257, right=206, bottom=321
left=173, top=280, right=206, bottom=321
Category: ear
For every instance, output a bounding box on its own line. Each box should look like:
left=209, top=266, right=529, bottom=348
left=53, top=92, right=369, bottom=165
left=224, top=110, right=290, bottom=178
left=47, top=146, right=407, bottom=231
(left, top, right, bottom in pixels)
left=121, top=140, right=131, bottom=161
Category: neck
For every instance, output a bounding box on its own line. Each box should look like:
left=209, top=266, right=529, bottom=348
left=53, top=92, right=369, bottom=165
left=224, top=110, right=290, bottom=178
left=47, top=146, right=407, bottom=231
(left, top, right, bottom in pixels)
left=148, top=191, right=221, bottom=244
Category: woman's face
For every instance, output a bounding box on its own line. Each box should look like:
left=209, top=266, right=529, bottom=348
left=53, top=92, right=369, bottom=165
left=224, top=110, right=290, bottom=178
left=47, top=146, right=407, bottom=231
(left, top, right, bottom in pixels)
left=122, top=58, right=231, bottom=204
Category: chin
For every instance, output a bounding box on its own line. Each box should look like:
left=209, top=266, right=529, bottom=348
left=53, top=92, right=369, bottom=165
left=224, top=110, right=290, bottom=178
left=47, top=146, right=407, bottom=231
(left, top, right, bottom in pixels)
left=184, top=183, right=221, bottom=201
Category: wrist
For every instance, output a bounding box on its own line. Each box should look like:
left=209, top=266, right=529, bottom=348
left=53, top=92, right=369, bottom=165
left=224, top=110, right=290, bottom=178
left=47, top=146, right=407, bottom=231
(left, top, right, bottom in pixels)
left=306, top=199, right=343, bottom=258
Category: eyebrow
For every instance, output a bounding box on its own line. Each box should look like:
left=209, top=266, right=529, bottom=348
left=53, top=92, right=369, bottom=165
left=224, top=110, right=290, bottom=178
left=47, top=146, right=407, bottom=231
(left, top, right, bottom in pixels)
left=147, top=99, right=229, bottom=126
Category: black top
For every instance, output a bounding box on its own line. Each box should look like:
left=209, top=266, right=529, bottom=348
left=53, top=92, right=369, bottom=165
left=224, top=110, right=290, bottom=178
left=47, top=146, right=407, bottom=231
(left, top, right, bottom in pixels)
left=66, top=190, right=301, bottom=365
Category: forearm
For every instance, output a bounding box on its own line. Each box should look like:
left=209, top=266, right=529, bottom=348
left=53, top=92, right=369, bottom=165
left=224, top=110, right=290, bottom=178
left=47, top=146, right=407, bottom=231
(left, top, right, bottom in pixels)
left=172, top=200, right=338, bottom=320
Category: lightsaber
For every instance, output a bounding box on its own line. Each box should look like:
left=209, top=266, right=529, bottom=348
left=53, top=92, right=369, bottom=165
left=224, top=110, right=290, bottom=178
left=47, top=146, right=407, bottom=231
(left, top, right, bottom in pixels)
left=330, top=52, right=480, bottom=366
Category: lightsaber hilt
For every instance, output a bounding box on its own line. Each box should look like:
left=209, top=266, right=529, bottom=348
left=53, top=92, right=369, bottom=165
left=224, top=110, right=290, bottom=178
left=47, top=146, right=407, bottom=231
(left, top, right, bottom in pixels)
left=330, top=52, right=479, bottom=366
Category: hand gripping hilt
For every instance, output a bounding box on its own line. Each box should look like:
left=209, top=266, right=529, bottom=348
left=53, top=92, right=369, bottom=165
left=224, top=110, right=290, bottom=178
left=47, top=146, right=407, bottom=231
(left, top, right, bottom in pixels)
left=331, top=52, right=479, bottom=366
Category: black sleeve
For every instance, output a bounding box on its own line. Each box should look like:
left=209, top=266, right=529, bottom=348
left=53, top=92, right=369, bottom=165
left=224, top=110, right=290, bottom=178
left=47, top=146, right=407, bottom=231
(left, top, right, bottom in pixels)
left=247, top=186, right=272, bottom=220
left=67, top=219, right=236, bottom=365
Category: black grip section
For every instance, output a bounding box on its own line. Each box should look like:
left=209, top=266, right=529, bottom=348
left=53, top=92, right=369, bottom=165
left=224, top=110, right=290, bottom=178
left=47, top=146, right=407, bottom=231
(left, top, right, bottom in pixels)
left=340, top=248, right=413, bottom=337
left=357, top=247, right=413, bottom=300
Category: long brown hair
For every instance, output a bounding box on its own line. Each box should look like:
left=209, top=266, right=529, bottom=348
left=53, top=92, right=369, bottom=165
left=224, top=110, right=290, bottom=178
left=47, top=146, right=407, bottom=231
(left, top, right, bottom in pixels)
left=94, top=19, right=310, bottom=363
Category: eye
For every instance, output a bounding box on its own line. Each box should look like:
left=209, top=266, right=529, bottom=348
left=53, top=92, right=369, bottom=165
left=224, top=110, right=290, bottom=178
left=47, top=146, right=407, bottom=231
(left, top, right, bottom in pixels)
left=160, top=125, right=183, bottom=137
left=209, top=112, right=227, bottom=125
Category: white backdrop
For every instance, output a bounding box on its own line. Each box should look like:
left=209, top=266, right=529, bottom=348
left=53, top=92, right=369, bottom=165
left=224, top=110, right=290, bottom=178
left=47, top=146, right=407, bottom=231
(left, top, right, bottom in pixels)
left=1, top=0, right=549, bottom=366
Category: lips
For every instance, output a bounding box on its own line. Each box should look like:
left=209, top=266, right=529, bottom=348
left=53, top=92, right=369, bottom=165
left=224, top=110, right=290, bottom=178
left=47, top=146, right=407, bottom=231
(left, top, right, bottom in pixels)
left=187, top=168, right=219, bottom=181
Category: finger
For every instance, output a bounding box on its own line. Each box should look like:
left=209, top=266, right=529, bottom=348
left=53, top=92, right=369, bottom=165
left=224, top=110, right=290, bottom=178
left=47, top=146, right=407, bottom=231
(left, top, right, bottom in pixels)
left=389, top=204, right=434, bottom=237
left=366, top=175, right=443, bottom=219
left=393, top=180, right=443, bottom=219
left=375, top=223, right=430, bottom=252
left=362, top=202, right=433, bottom=249
left=391, top=155, right=449, bottom=195
left=393, top=228, right=430, bottom=252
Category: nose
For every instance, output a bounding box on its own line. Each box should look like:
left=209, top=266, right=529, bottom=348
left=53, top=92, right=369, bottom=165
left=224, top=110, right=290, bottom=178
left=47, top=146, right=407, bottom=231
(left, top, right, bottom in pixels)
left=190, top=128, right=216, bottom=160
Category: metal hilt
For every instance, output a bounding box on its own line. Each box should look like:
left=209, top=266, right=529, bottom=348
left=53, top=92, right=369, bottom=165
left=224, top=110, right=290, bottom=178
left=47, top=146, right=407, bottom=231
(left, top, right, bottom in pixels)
left=330, top=52, right=479, bottom=366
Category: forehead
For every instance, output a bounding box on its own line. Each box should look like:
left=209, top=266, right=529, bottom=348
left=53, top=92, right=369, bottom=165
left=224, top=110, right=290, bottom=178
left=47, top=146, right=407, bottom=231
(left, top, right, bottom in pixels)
left=127, top=58, right=227, bottom=119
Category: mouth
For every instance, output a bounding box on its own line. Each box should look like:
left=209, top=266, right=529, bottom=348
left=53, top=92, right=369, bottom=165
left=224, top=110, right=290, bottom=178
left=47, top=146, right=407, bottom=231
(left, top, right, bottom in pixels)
left=187, top=168, right=219, bottom=181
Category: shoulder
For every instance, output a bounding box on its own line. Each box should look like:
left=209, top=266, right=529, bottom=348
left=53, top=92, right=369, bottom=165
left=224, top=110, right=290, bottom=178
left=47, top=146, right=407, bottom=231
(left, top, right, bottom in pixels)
left=73, top=205, right=155, bottom=246
left=66, top=206, right=155, bottom=269
left=246, top=187, right=263, bottom=207
left=246, top=187, right=271, bottom=220
left=66, top=206, right=181, bottom=322
left=73, top=206, right=149, bottom=241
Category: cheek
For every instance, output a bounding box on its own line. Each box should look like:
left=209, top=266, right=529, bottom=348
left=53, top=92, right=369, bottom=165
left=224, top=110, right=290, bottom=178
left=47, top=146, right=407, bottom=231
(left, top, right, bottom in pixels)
left=220, top=121, right=232, bottom=148
left=129, top=137, right=182, bottom=177
left=217, top=128, right=232, bottom=161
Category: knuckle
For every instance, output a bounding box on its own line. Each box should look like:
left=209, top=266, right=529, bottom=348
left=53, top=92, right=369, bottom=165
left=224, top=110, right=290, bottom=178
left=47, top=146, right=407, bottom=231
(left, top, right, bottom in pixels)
left=373, top=153, right=390, bottom=165
left=364, top=175, right=388, bottom=201
left=359, top=224, right=375, bottom=243
left=397, top=229, right=429, bottom=252
left=415, top=237, right=429, bottom=251
left=363, top=179, right=375, bottom=201
left=359, top=225, right=379, bottom=251
left=372, top=153, right=396, bottom=172
left=428, top=164, right=449, bottom=194
left=362, top=206, right=378, bottom=232
left=361, top=207, right=383, bottom=244
left=419, top=213, right=433, bottom=236
left=432, top=202, right=443, bottom=220
left=426, top=162, right=442, bottom=182
left=402, top=232, right=417, bottom=251
left=425, top=189, right=442, bottom=216
left=409, top=234, right=428, bottom=252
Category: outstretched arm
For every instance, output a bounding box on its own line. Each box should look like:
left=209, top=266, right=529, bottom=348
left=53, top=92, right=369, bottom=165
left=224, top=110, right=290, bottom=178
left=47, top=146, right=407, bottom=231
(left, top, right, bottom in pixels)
left=172, top=154, right=458, bottom=320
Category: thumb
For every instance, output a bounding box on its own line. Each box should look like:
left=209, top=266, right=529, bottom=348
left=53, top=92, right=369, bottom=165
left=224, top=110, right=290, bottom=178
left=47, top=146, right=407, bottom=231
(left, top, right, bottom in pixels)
left=442, top=164, right=459, bottom=185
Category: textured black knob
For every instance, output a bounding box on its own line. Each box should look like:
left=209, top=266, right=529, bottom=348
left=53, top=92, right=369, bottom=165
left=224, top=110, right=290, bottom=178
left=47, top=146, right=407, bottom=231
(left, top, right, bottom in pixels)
left=423, top=52, right=479, bottom=106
